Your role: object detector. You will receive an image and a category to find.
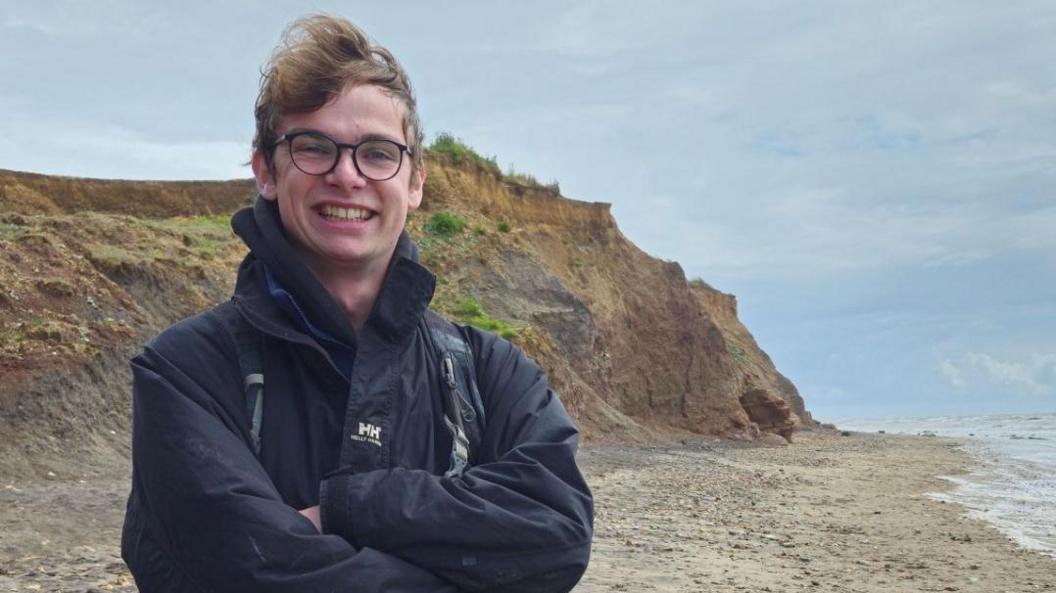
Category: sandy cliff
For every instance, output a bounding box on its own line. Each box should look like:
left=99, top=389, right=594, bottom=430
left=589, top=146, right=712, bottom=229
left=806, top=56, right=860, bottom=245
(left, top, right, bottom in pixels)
left=421, top=159, right=813, bottom=440
left=0, top=160, right=813, bottom=470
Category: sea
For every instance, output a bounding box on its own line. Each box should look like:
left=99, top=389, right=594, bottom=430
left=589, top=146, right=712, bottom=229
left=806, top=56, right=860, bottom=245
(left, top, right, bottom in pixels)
left=837, top=412, right=1056, bottom=558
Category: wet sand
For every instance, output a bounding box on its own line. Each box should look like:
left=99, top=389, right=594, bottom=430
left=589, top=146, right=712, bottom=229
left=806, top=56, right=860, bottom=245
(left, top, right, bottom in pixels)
left=1, top=431, right=1053, bottom=592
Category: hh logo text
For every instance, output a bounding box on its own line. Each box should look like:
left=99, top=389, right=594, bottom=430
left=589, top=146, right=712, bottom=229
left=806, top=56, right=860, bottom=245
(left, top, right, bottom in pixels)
left=350, top=421, right=382, bottom=447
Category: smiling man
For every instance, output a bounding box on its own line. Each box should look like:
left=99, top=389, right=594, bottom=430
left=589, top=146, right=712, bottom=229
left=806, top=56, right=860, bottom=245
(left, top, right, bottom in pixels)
left=121, top=15, right=593, bottom=593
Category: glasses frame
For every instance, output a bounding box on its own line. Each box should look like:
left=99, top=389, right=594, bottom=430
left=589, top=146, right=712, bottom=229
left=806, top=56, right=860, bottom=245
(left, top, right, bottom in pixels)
left=273, top=131, right=413, bottom=181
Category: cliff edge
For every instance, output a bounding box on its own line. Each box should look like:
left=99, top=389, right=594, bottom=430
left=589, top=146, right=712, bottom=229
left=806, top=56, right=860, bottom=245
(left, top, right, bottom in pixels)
left=0, top=160, right=813, bottom=472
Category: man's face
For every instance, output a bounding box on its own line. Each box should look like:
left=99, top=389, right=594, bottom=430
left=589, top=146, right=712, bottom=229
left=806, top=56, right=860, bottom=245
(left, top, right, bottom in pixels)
left=252, top=84, right=424, bottom=275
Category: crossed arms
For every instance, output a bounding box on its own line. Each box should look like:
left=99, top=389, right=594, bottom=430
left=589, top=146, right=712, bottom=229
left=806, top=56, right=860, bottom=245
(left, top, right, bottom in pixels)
left=123, top=320, right=592, bottom=593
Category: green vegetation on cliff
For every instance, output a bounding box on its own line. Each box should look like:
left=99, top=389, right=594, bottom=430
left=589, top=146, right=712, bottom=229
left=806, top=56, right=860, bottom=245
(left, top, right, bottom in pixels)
left=426, top=133, right=499, bottom=173
left=424, top=211, right=467, bottom=238
left=453, top=297, right=521, bottom=340
left=425, top=134, right=560, bottom=194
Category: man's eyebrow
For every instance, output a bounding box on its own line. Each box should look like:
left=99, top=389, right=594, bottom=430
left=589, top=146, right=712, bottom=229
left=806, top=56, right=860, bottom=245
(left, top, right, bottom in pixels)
left=281, top=127, right=317, bottom=137
left=283, top=128, right=404, bottom=144
left=355, top=132, right=406, bottom=144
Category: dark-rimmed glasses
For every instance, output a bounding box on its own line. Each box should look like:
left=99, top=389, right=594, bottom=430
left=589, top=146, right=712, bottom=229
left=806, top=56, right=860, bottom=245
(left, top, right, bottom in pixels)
left=273, top=131, right=412, bottom=181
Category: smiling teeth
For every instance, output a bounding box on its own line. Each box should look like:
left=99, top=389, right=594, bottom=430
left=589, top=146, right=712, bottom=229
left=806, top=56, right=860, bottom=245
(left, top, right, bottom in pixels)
left=321, top=205, right=371, bottom=221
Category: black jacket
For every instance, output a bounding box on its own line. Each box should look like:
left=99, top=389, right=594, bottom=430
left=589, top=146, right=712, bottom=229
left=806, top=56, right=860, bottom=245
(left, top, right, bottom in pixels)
left=121, top=199, right=593, bottom=592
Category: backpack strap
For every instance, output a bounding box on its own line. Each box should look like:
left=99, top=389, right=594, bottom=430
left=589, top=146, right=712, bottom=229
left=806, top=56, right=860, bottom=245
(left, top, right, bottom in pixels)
left=219, top=309, right=264, bottom=457
left=216, top=304, right=481, bottom=468
left=423, top=311, right=486, bottom=477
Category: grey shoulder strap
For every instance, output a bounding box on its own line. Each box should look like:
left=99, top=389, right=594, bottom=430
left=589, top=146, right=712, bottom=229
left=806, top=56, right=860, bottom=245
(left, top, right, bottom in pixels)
left=219, top=308, right=264, bottom=456
left=424, top=311, right=486, bottom=477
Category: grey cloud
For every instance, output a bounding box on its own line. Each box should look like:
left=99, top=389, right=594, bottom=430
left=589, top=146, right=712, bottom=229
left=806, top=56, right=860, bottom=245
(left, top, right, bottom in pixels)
left=948, top=352, right=1056, bottom=396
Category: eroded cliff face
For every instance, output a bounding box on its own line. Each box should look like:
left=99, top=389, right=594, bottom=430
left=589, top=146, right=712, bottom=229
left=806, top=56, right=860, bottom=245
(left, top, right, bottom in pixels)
left=419, top=159, right=814, bottom=440
left=0, top=160, right=813, bottom=457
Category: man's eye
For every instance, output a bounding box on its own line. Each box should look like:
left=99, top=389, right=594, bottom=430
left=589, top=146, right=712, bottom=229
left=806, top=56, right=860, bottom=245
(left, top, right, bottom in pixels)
left=360, top=143, right=399, bottom=161
left=295, top=143, right=333, bottom=155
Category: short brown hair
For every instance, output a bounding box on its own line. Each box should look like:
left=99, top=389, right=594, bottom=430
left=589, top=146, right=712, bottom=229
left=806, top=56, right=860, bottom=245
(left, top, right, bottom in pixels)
left=253, top=14, right=424, bottom=173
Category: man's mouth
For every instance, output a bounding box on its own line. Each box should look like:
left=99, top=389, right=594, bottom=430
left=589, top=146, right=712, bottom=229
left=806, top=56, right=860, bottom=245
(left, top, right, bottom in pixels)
left=319, top=205, right=374, bottom=221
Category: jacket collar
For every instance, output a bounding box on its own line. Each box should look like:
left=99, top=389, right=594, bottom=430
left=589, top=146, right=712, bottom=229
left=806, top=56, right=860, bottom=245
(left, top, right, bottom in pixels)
left=230, top=196, right=436, bottom=348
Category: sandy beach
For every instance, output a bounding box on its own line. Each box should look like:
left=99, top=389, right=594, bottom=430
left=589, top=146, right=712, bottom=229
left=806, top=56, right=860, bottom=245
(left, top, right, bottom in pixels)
left=577, top=431, right=1054, bottom=592
left=1, top=431, right=1053, bottom=592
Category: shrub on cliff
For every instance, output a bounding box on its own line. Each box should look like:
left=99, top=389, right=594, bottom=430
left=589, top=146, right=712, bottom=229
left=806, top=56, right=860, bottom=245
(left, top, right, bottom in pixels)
left=425, top=211, right=467, bottom=238
left=427, top=133, right=500, bottom=175
left=503, top=168, right=560, bottom=194
left=455, top=297, right=519, bottom=340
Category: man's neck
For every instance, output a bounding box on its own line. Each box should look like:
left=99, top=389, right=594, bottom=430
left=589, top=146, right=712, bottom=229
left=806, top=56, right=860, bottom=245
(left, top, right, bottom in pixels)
left=299, top=250, right=394, bottom=335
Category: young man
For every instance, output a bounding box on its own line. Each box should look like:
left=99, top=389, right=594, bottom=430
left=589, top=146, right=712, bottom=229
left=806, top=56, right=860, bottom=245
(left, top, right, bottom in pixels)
left=121, top=15, right=593, bottom=593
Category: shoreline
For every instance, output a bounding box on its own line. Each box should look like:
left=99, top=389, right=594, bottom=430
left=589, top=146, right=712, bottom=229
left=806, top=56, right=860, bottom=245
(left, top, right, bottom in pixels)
left=932, top=441, right=1056, bottom=561
left=575, top=430, right=1054, bottom=592
left=1, top=431, right=1053, bottom=592
left=839, top=412, right=1056, bottom=561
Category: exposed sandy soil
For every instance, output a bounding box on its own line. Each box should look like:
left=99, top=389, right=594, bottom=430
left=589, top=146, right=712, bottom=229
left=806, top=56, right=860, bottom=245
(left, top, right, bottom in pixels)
left=1, top=431, right=1052, bottom=592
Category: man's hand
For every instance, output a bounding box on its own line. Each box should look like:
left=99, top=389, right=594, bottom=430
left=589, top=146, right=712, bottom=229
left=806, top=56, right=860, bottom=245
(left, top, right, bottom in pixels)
left=299, top=505, right=321, bottom=532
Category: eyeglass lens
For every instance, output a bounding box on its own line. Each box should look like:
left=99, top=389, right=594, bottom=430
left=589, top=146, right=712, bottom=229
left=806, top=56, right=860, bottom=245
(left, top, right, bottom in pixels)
left=288, top=133, right=403, bottom=180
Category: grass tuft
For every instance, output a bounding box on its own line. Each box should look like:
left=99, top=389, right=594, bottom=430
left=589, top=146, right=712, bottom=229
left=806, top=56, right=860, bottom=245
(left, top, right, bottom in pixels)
left=503, top=168, right=561, bottom=194
left=688, top=278, right=712, bottom=289
left=427, top=133, right=500, bottom=175
left=424, top=211, right=467, bottom=238
left=729, top=341, right=748, bottom=366
left=453, top=297, right=521, bottom=340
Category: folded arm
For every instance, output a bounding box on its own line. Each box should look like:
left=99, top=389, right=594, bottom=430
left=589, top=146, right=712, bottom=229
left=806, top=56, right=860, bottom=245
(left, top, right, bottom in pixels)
left=321, top=329, right=594, bottom=593
left=123, top=324, right=460, bottom=593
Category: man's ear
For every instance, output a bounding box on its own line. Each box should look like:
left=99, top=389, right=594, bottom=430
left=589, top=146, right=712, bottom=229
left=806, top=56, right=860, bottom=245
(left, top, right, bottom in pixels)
left=252, top=150, right=278, bottom=200
left=407, top=165, right=426, bottom=210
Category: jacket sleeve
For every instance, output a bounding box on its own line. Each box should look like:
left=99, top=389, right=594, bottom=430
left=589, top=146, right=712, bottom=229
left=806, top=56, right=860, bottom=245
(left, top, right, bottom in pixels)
left=320, top=329, right=594, bottom=593
left=122, top=318, right=460, bottom=593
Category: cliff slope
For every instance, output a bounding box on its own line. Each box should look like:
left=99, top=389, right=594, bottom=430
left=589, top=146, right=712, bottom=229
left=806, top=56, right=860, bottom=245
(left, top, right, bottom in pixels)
left=0, top=161, right=812, bottom=472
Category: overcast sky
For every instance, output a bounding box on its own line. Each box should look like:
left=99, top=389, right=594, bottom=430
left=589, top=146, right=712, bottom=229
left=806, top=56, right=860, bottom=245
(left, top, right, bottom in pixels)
left=3, top=1, right=1054, bottom=420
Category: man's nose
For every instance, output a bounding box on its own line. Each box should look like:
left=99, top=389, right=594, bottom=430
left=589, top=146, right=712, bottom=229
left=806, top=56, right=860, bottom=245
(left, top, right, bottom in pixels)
left=327, top=147, right=368, bottom=188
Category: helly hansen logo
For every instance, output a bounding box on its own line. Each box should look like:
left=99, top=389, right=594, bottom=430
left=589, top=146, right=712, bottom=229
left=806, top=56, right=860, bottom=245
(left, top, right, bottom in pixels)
left=359, top=422, right=381, bottom=440
left=351, top=422, right=382, bottom=447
